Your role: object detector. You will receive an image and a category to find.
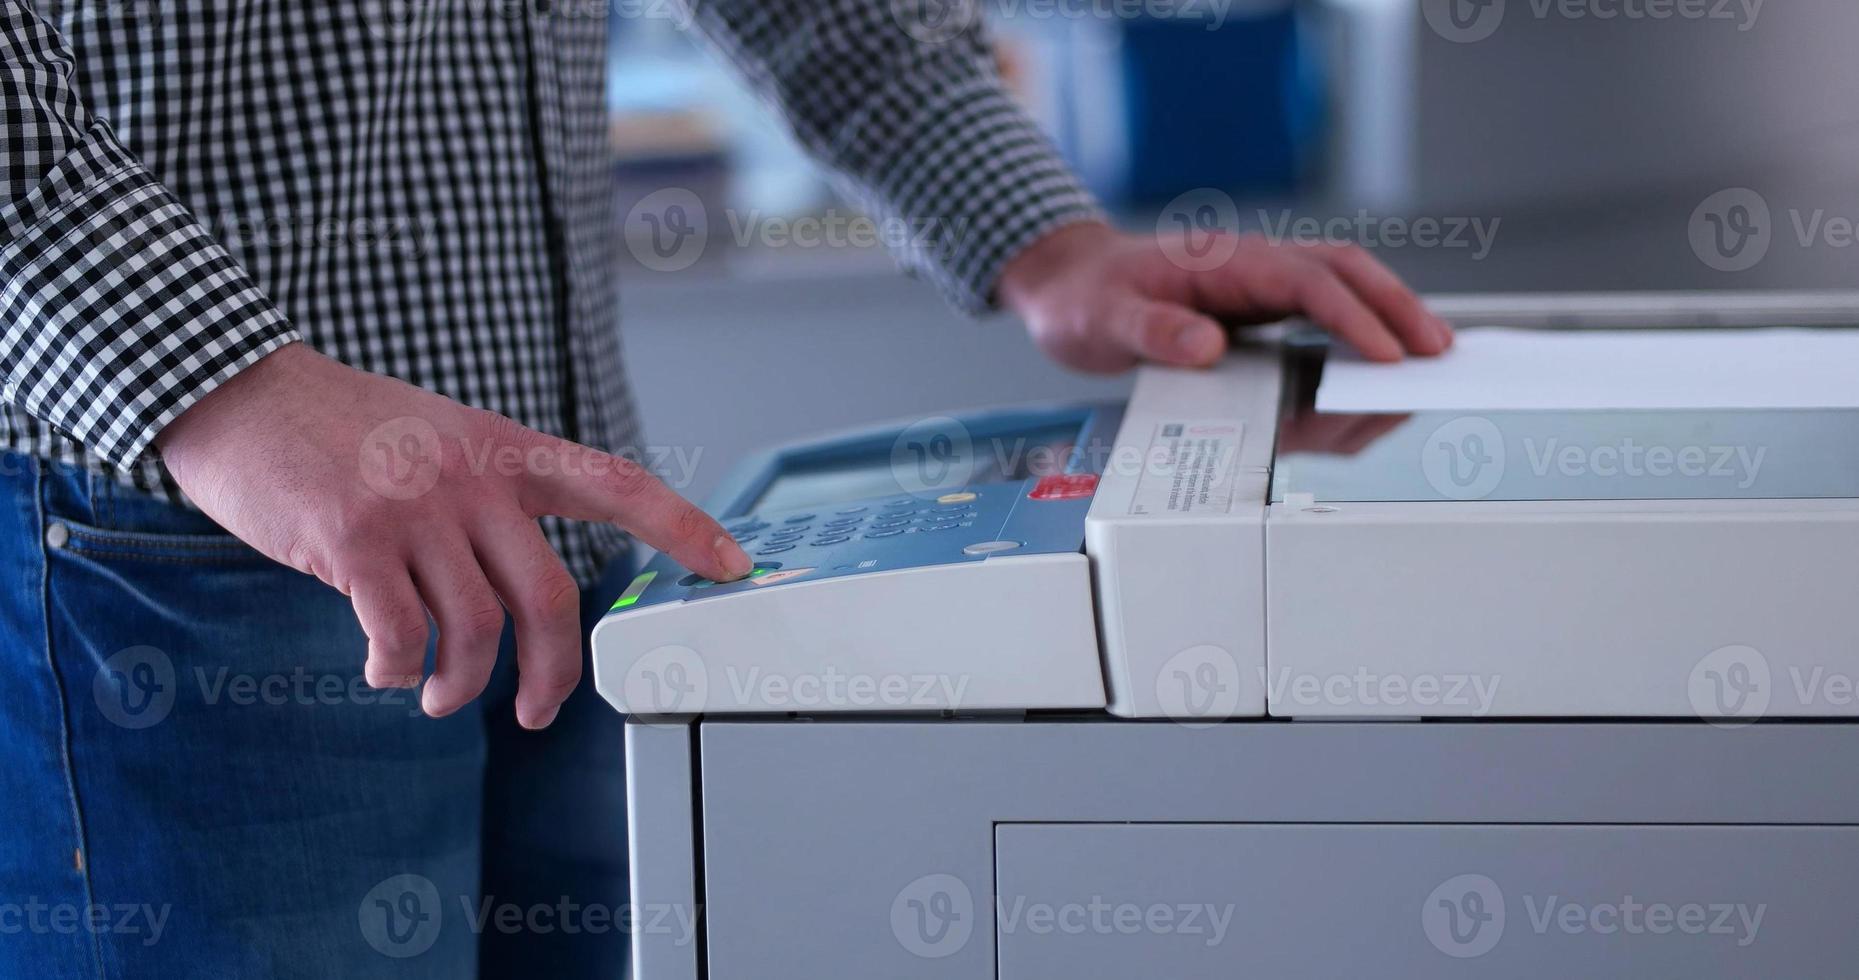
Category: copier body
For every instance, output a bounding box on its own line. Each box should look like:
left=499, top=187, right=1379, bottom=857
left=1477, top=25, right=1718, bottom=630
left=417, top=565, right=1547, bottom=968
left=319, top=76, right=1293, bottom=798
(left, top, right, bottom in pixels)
left=593, top=293, right=1859, bottom=980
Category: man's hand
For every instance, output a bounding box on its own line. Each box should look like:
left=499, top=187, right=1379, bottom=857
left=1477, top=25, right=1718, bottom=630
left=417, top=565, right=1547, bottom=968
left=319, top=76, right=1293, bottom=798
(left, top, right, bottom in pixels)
left=998, top=221, right=1453, bottom=372
left=156, top=342, right=752, bottom=729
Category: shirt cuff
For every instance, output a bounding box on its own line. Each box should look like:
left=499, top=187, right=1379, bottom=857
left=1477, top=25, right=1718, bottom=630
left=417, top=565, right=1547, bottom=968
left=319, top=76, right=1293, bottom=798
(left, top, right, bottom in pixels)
left=1, top=121, right=299, bottom=471
left=857, top=77, right=1106, bottom=315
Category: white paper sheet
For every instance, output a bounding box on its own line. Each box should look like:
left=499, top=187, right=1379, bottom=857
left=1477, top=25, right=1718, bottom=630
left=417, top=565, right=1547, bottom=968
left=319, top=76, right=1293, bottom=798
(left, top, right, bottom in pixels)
left=1315, top=328, right=1859, bottom=413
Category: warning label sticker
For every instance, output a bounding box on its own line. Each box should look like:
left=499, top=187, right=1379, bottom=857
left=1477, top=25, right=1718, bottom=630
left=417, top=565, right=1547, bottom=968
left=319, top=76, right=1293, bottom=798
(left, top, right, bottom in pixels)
left=1129, top=420, right=1244, bottom=516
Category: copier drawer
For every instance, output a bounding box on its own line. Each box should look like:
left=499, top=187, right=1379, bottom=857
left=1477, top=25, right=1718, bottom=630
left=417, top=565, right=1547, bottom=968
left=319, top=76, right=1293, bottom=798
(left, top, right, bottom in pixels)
left=995, top=823, right=1859, bottom=979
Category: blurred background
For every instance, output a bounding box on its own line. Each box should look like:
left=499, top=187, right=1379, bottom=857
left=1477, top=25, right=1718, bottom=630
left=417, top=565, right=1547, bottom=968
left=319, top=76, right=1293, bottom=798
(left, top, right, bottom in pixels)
left=611, top=0, right=1859, bottom=500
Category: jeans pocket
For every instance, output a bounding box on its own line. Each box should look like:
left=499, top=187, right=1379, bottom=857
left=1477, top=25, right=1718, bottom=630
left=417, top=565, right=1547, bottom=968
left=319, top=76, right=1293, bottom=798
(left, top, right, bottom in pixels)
left=49, top=516, right=270, bottom=567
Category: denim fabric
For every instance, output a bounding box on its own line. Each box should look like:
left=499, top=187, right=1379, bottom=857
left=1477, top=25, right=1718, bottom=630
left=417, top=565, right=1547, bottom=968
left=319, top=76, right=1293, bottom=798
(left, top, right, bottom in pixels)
left=0, top=453, right=632, bottom=978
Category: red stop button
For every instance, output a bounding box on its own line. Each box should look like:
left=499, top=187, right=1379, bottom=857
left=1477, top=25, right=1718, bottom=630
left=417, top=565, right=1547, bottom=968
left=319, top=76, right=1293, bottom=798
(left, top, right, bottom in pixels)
left=1028, top=473, right=1099, bottom=501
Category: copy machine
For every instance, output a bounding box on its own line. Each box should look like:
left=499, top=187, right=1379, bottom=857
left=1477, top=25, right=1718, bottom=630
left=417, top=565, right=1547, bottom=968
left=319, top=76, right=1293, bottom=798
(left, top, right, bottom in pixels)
left=594, top=292, right=1859, bottom=980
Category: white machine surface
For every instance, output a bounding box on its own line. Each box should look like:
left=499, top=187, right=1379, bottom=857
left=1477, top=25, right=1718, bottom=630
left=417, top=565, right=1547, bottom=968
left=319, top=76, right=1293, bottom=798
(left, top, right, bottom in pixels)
left=594, top=290, right=1859, bottom=723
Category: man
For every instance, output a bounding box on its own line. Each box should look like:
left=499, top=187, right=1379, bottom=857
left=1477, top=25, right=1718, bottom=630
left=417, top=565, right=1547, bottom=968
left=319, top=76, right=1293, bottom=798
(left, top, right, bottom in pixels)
left=0, top=0, right=1450, bottom=975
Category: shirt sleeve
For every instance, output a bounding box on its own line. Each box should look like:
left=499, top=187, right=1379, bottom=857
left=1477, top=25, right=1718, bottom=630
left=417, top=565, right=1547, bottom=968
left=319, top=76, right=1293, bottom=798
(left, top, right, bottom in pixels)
left=0, top=3, right=298, bottom=470
left=681, top=0, right=1107, bottom=313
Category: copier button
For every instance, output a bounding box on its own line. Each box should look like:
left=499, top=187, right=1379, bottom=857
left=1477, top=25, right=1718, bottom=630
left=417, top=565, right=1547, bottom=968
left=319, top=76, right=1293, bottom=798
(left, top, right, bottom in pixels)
left=681, top=561, right=779, bottom=588
left=783, top=514, right=816, bottom=524
left=864, top=529, right=906, bottom=539
left=757, top=544, right=797, bottom=555
left=813, top=534, right=851, bottom=546
left=962, top=540, right=1023, bottom=555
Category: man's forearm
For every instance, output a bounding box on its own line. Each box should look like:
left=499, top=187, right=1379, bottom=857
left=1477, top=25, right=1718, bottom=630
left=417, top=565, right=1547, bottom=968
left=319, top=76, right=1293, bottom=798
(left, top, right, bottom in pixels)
left=679, top=0, right=1104, bottom=312
left=0, top=0, right=297, bottom=470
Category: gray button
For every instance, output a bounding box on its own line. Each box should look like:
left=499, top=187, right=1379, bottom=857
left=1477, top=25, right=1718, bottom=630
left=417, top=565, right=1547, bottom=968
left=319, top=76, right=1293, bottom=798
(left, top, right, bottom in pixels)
left=45, top=522, right=69, bottom=549
left=962, top=540, right=1022, bottom=555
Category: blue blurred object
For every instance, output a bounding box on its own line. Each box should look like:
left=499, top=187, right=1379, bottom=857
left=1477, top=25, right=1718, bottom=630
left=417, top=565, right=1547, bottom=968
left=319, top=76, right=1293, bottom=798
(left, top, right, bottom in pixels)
left=1046, top=3, right=1328, bottom=207
left=1121, top=6, right=1325, bottom=203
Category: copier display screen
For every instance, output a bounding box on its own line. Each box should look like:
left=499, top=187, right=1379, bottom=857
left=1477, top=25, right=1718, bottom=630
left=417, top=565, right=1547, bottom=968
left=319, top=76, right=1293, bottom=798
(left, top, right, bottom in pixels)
left=751, top=424, right=1080, bottom=514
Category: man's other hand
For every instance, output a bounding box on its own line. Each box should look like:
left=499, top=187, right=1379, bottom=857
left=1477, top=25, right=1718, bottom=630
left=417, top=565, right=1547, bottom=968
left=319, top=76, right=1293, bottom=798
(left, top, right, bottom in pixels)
left=998, top=221, right=1454, bottom=372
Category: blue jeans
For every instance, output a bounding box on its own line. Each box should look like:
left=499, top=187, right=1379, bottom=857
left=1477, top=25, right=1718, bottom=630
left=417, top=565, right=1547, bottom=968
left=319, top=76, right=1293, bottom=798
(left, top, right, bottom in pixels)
left=0, top=454, right=633, bottom=978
